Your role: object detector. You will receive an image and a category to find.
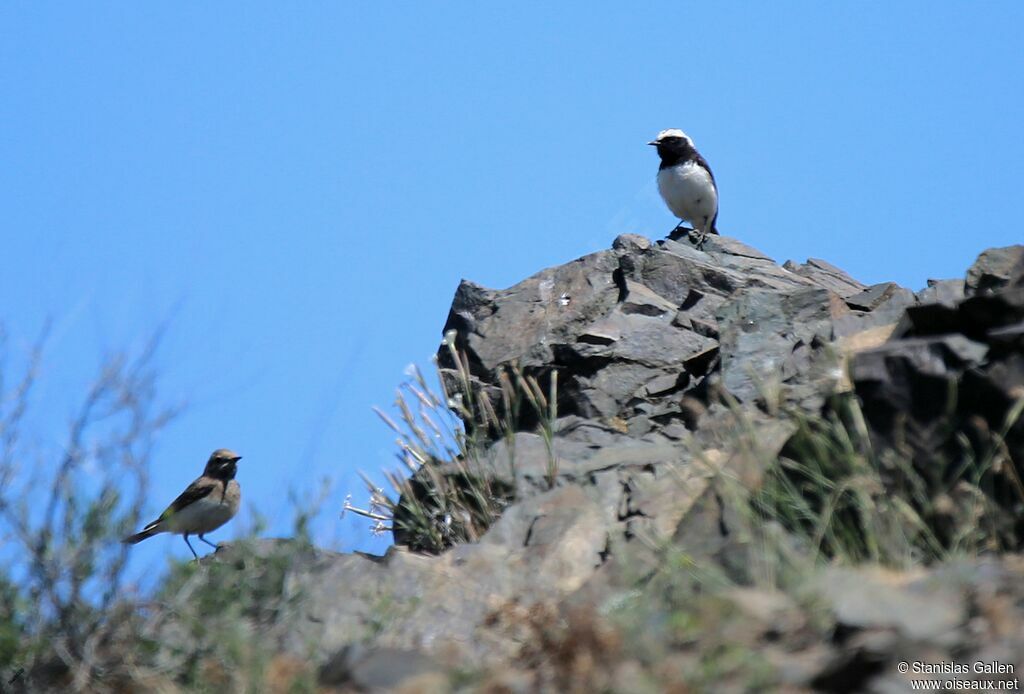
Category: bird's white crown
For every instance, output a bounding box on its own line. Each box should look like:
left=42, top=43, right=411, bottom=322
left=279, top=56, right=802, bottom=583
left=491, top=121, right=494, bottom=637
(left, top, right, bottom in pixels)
left=653, top=128, right=693, bottom=145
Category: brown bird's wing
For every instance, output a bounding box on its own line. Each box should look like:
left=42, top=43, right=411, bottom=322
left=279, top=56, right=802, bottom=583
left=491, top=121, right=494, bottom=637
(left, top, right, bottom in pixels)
left=125, top=477, right=220, bottom=542
left=157, top=478, right=217, bottom=522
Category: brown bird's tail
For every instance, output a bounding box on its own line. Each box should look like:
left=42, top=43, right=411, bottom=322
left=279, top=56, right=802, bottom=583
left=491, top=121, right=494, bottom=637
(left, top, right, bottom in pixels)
left=122, top=523, right=161, bottom=544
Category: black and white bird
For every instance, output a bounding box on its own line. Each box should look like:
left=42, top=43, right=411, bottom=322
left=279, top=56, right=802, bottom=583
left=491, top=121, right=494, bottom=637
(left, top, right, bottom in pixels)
left=649, top=129, right=719, bottom=249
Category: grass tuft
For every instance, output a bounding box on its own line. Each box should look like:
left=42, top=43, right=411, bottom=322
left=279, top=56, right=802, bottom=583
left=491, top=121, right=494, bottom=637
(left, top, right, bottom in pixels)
left=751, top=392, right=1024, bottom=569
left=345, top=334, right=559, bottom=553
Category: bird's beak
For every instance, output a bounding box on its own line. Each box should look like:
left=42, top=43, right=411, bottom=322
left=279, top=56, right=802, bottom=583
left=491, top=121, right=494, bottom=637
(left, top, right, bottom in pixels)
left=233, top=456, right=242, bottom=462
left=647, top=141, right=658, bottom=146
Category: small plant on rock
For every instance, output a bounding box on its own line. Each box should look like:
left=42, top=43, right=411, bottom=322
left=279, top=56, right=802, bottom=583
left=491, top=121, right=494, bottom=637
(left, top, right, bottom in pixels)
left=345, top=332, right=558, bottom=553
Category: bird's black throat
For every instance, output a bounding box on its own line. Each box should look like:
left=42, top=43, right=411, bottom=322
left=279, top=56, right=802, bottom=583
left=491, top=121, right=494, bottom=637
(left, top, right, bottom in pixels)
left=204, top=461, right=238, bottom=481
left=655, top=138, right=715, bottom=183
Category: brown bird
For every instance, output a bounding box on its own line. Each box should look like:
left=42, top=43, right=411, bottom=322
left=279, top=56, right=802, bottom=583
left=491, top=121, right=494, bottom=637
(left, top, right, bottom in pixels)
left=123, top=448, right=242, bottom=560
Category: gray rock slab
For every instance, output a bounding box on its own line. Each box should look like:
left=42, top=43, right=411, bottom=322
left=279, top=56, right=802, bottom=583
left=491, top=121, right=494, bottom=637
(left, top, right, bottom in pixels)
left=814, top=567, right=965, bottom=641
left=716, top=286, right=845, bottom=404
left=446, top=249, right=622, bottom=372
left=783, top=257, right=868, bottom=298
left=966, top=245, right=1024, bottom=296
left=851, top=334, right=988, bottom=383
left=916, top=278, right=966, bottom=306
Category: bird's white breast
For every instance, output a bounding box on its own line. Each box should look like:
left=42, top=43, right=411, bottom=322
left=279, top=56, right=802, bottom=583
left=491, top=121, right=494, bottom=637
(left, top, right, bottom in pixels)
left=657, top=162, right=718, bottom=230
left=165, top=482, right=240, bottom=535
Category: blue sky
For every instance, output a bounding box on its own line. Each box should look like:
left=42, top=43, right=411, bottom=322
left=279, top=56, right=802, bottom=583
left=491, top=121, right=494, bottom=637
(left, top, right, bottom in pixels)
left=2, top=3, right=1021, bottom=575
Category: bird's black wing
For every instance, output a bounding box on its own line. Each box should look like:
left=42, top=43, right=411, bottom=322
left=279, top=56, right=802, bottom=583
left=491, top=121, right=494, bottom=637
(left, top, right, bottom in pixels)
left=694, top=152, right=719, bottom=234
left=694, top=152, right=717, bottom=187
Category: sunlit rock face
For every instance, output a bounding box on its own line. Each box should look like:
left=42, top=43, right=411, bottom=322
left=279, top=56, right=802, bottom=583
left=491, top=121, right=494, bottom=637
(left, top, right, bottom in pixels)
left=149, top=239, right=1024, bottom=692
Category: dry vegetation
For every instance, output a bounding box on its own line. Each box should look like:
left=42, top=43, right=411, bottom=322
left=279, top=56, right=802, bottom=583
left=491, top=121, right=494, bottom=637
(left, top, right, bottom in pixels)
left=2, top=325, right=1021, bottom=691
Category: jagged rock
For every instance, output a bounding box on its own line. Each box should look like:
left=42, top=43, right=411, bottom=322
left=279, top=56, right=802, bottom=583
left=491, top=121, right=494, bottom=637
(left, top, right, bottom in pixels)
left=851, top=333, right=992, bottom=469
left=829, top=283, right=918, bottom=338
left=611, top=233, right=651, bottom=253
left=852, top=335, right=988, bottom=390
left=441, top=234, right=886, bottom=438
left=852, top=247, right=1024, bottom=488
left=814, top=567, right=965, bottom=641
left=836, top=248, right=1024, bottom=561
left=846, top=282, right=913, bottom=312
left=442, top=249, right=622, bottom=374
left=965, top=245, right=1024, bottom=296
left=380, top=238, right=1021, bottom=687
left=481, top=485, right=607, bottom=596
left=471, top=426, right=691, bottom=497
left=1015, top=254, right=1024, bottom=287
left=223, top=487, right=611, bottom=669
left=146, top=238, right=1024, bottom=693
left=849, top=282, right=917, bottom=323
left=715, top=286, right=847, bottom=407
left=783, top=257, right=868, bottom=298
left=916, top=278, right=966, bottom=306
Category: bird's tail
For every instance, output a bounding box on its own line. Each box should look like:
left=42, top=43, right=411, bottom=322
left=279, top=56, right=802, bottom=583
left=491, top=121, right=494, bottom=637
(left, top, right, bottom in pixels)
left=709, top=212, right=720, bottom=235
left=122, top=522, right=162, bottom=544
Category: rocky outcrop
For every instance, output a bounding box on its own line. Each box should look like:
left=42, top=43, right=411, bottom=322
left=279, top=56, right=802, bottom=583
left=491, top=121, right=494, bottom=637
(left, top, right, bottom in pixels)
left=161, top=236, right=1023, bottom=691
left=850, top=245, right=1024, bottom=534
left=441, top=235, right=855, bottom=431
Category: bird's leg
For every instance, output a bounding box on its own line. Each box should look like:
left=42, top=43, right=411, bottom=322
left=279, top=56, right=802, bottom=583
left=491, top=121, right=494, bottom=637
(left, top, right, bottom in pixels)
left=692, top=217, right=710, bottom=250
left=183, top=534, right=199, bottom=561
left=692, top=226, right=708, bottom=250
left=198, top=534, right=219, bottom=550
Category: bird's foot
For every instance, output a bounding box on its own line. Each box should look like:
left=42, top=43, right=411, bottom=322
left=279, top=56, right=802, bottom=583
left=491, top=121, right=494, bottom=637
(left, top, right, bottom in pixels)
left=691, top=229, right=708, bottom=251
left=198, top=534, right=220, bottom=550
